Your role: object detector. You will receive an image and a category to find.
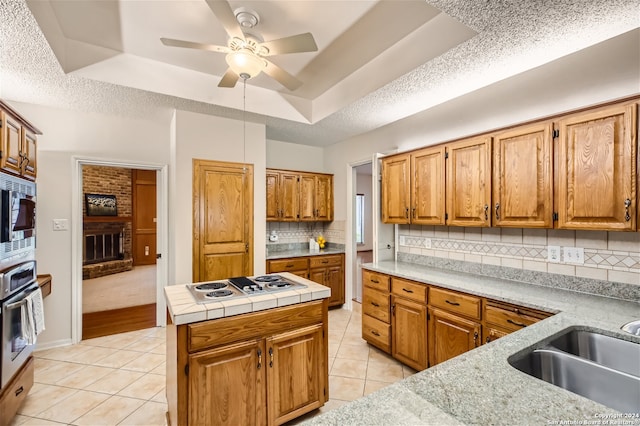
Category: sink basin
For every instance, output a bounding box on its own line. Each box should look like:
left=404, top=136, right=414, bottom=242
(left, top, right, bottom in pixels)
left=509, top=328, right=640, bottom=413
left=545, top=329, right=640, bottom=377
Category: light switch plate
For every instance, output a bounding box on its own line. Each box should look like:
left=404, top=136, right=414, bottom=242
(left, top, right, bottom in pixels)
left=547, top=245, right=561, bottom=263
left=52, top=219, right=69, bottom=231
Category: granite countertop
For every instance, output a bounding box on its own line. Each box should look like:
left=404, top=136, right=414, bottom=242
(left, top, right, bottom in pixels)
left=304, top=260, right=640, bottom=425
left=266, top=246, right=345, bottom=260
left=164, top=272, right=331, bottom=325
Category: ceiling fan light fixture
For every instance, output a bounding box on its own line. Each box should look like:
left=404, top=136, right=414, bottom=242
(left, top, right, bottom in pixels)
left=226, top=49, right=266, bottom=79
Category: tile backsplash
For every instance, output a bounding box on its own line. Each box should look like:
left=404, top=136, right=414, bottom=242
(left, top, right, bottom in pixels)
left=266, top=220, right=346, bottom=245
left=397, top=225, right=640, bottom=287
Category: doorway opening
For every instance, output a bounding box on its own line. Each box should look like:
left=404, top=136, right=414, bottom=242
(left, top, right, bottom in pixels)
left=81, top=165, right=158, bottom=339
left=353, top=163, right=373, bottom=303
left=72, top=158, right=168, bottom=344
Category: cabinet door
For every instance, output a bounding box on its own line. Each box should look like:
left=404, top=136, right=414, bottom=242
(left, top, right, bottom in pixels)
left=299, top=174, right=316, bottom=221
left=429, top=308, right=480, bottom=366
left=557, top=103, right=637, bottom=231
left=266, top=171, right=280, bottom=221
left=326, top=265, right=344, bottom=306
left=279, top=172, right=300, bottom=222
left=188, top=339, right=266, bottom=426
left=21, top=129, right=37, bottom=180
left=314, top=174, right=333, bottom=221
left=412, top=146, right=445, bottom=225
left=0, top=112, right=23, bottom=176
left=493, top=123, right=553, bottom=228
left=392, top=297, right=428, bottom=371
left=483, top=326, right=510, bottom=344
left=267, top=324, right=325, bottom=425
left=381, top=154, right=411, bottom=224
left=446, top=137, right=492, bottom=227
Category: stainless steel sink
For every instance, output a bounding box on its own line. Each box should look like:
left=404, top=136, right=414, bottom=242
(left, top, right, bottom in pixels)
left=509, top=328, right=640, bottom=413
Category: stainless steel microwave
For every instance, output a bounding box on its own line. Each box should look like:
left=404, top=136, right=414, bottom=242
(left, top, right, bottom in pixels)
left=1, top=186, right=36, bottom=244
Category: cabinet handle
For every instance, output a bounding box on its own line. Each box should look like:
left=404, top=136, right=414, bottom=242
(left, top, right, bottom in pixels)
left=370, top=279, right=379, bottom=284
left=402, top=288, right=414, bottom=293
left=286, top=264, right=294, bottom=268
left=495, top=203, right=500, bottom=220
left=15, top=386, right=24, bottom=396
left=486, top=336, right=491, bottom=344
left=445, top=299, right=460, bottom=306
left=391, top=304, right=395, bottom=316
left=371, top=301, right=380, bottom=307
left=624, top=198, right=631, bottom=222
left=405, top=208, right=409, bottom=219
left=484, top=204, right=489, bottom=220
left=371, top=330, right=380, bottom=336
left=473, top=331, right=479, bottom=347
left=257, top=348, right=262, bottom=369
left=269, top=347, right=274, bottom=368
left=322, top=260, right=329, bottom=264
left=507, top=319, right=527, bottom=328
left=412, top=207, right=416, bottom=218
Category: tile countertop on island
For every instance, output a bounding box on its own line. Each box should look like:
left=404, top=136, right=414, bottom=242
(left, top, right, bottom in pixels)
left=304, top=260, right=640, bottom=425
left=164, top=272, right=331, bottom=325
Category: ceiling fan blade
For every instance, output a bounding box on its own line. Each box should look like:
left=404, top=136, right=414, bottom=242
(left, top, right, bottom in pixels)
left=160, top=38, right=229, bottom=53
left=261, top=33, right=318, bottom=56
left=218, top=68, right=240, bottom=88
left=205, top=0, right=245, bottom=41
left=263, top=60, right=302, bottom=91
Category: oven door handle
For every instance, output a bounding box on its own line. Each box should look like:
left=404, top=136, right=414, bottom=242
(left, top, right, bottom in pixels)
left=5, top=298, right=27, bottom=310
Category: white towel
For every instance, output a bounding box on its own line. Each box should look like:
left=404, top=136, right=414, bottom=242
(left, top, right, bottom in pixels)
left=23, top=287, right=45, bottom=344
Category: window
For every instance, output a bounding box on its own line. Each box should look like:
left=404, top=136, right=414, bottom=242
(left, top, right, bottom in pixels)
left=356, top=193, right=365, bottom=244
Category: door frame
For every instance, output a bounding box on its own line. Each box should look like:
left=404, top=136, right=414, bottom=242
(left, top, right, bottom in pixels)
left=71, top=157, right=169, bottom=344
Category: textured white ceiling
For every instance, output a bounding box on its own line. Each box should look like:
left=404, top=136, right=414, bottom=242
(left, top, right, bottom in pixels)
left=1, top=0, right=639, bottom=147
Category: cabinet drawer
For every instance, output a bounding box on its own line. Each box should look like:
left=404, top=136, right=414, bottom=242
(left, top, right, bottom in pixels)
left=429, top=287, right=481, bottom=320
left=391, top=278, right=427, bottom=303
left=363, top=288, right=390, bottom=323
left=362, top=270, right=390, bottom=292
left=0, top=356, right=34, bottom=425
left=362, top=314, right=391, bottom=353
left=309, top=255, right=342, bottom=268
left=268, top=258, right=309, bottom=273
left=484, top=302, right=545, bottom=332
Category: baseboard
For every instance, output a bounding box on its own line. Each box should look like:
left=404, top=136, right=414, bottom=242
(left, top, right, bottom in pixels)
left=82, top=303, right=156, bottom=340
left=34, top=338, right=75, bottom=351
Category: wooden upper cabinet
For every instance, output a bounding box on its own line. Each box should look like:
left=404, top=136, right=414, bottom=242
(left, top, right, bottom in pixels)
left=446, top=136, right=492, bottom=227
left=267, top=169, right=333, bottom=222
left=381, top=153, right=411, bottom=224
left=493, top=123, right=553, bottom=228
left=557, top=102, right=637, bottom=231
left=0, top=102, right=41, bottom=180
left=412, top=146, right=446, bottom=225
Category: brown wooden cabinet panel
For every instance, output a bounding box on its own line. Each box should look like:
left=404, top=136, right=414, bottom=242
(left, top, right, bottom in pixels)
left=446, top=136, right=492, bottom=227
left=362, top=287, right=390, bottom=323
left=267, top=324, right=324, bottom=425
left=21, top=129, right=37, bottom=180
left=429, top=308, right=481, bottom=366
left=299, top=174, right=315, bottom=221
left=266, top=170, right=280, bottom=221
left=483, top=326, right=510, bottom=344
left=0, top=356, right=34, bottom=426
left=381, top=153, right=411, bottom=224
left=279, top=172, right=300, bottom=222
left=392, top=296, right=428, bottom=371
left=362, top=313, right=391, bottom=353
left=309, top=254, right=344, bottom=307
left=0, top=111, right=23, bottom=176
left=493, top=123, right=553, bottom=228
left=132, top=169, right=157, bottom=266
left=314, top=174, right=333, bottom=221
left=267, top=169, right=333, bottom=222
left=267, top=258, right=309, bottom=273
left=391, top=277, right=427, bottom=304
left=362, top=270, right=390, bottom=292
left=557, top=102, right=637, bottom=230
left=193, top=160, right=253, bottom=281
left=188, top=339, right=266, bottom=426
left=412, top=146, right=446, bottom=225
left=429, top=287, right=481, bottom=320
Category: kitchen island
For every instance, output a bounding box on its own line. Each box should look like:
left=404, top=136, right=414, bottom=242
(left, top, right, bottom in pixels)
left=164, top=273, right=331, bottom=426
left=304, top=261, right=640, bottom=425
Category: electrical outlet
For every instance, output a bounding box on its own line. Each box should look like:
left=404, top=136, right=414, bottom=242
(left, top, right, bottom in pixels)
left=52, top=219, right=69, bottom=231
left=399, top=236, right=406, bottom=245
left=564, top=247, right=584, bottom=264
left=547, top=245, right=561, bottom=263
left=423, top=238, right=432, bottom=248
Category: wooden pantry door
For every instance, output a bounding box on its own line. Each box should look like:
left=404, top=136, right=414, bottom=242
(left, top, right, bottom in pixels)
left=193, top=159, right=253, bottom=282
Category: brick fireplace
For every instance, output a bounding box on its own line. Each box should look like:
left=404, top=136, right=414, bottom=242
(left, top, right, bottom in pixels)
left=82, top=165, right=134, bottom=280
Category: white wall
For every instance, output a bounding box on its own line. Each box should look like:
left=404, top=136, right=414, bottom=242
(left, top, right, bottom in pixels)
left=266, top=139, right=324, bottom=172
left=172, top=110, right=266, bottom=284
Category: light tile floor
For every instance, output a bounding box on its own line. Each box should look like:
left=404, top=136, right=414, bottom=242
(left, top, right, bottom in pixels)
left=10, top=302, right=415, bottom=425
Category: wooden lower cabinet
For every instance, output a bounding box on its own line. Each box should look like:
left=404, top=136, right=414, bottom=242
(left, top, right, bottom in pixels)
left=483, top=326, right=510, bottom=344
left=168, top=300, right=328, bottom=426
left=0, top=356, right=34, bottom=426
left=392, top=296, right=428, bottom=371
left=267, top=324, right=324, bottom=425
left=428, top=308, right=481, bottom=367
left=189, top=340, right=265, bottom=426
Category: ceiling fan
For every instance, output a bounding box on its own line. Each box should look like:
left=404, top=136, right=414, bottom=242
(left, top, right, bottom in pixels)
left=160, top=0, right=318, bottom=91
